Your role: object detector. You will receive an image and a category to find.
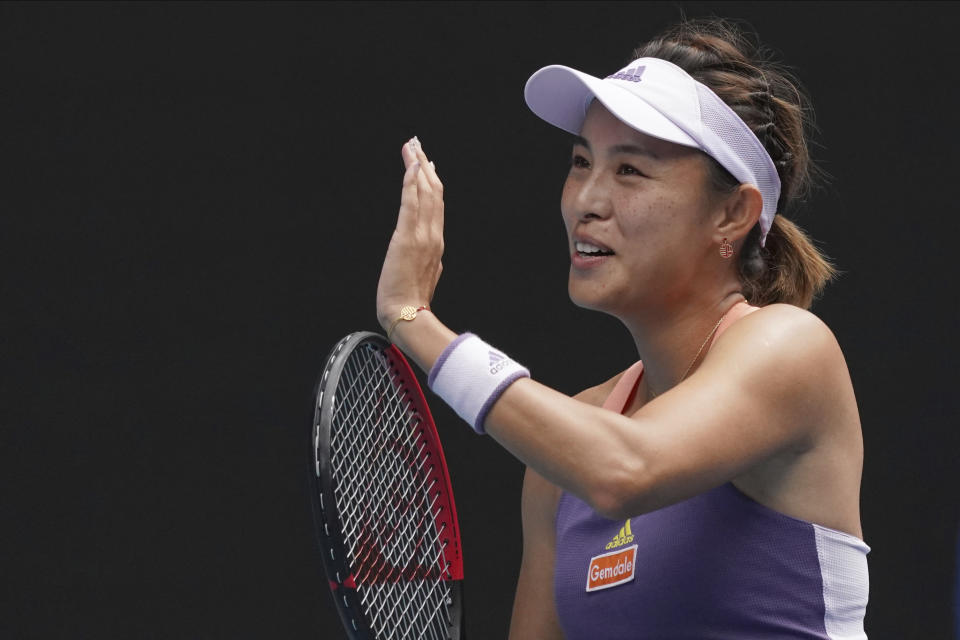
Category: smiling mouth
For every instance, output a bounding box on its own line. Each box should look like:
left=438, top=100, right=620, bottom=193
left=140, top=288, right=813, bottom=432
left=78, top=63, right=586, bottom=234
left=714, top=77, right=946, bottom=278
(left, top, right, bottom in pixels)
left=574, top=241, right=615, bottom=257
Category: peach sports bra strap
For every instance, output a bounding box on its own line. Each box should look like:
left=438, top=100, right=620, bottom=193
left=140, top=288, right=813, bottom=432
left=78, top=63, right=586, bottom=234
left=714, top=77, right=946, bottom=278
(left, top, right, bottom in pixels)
left=710, top=301, right=761, bottom=349
left=602, top=361, right=646, bottom=413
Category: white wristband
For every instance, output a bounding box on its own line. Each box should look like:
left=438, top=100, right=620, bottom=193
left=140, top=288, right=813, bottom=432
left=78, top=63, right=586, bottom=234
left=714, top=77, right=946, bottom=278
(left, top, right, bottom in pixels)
left=428, top=333, right=530, bottom=434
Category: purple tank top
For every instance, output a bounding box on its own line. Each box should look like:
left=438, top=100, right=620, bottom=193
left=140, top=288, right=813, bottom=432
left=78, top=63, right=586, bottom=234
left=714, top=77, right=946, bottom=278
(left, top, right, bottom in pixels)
left=553, top=304, right=870, bottom=638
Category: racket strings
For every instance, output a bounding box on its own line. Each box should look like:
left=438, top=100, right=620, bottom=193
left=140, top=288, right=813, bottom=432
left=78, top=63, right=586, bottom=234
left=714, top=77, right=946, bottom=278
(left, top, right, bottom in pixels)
left=336, top=384, right=434, bottom=580
left=329, top=344, right=454, bottom=639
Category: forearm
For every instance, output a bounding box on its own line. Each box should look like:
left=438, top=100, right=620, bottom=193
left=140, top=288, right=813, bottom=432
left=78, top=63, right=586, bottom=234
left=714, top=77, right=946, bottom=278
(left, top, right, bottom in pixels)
left=389, top=315, right=645, bottom=516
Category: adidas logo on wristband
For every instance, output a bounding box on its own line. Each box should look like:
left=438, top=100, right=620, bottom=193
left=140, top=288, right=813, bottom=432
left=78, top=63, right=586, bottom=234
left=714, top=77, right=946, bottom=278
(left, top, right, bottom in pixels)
left=429, top=333, right=531, bottom=435
left=489, top=350, right=511, bottom=374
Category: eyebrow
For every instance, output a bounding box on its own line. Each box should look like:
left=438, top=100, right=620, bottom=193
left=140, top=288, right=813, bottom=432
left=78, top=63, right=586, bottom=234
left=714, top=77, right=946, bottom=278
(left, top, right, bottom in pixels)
left=573, top=135, right=660, bottom=160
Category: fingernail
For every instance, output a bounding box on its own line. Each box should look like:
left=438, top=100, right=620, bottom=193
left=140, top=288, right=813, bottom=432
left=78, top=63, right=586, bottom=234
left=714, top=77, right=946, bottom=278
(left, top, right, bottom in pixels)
left=428, top=161, right=435, bottom=170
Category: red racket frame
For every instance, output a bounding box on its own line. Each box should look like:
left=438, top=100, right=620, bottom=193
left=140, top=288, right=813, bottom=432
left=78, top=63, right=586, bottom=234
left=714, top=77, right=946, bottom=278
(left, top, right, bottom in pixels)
left=310, top=331, right=465, bottom=639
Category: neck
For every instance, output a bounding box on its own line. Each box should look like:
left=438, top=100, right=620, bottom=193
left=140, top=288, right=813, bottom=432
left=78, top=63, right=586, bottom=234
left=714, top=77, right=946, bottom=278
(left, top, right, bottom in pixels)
left=622, top=289, right=746, bottom=400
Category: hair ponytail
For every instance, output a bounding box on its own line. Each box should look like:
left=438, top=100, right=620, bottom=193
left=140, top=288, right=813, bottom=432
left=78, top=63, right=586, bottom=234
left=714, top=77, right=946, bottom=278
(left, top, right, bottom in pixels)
left=634, top=18, right=836, bottom=309
left=739, top=216, right=835, bottom=309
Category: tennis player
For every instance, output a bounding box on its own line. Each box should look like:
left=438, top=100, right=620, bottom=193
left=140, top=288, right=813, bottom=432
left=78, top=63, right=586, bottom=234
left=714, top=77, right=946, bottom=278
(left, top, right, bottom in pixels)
left=376, top=19, right=868, bottom=638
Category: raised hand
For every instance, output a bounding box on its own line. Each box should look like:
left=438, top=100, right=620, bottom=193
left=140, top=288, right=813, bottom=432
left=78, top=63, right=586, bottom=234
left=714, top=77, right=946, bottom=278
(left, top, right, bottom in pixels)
left=376, top=137, right=445, bottom=333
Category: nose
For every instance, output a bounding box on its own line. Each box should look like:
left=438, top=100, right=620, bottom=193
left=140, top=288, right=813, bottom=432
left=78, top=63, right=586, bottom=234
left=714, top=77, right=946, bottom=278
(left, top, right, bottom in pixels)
left=569, top=168, right=613, bottom=222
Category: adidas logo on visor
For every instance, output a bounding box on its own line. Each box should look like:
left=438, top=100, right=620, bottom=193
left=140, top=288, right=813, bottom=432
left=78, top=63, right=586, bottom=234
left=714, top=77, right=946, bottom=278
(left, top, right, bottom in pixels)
left=606, top=65, right=646, bottom=83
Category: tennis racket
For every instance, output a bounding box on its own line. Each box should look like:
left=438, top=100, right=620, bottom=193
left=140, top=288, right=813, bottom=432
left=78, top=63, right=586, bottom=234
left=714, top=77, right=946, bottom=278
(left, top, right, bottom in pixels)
left=310, top=331, right=466, bottom=639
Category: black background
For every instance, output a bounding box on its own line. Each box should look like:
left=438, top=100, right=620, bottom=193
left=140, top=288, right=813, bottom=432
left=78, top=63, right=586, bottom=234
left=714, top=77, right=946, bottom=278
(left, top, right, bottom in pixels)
left=3, top=2, right=958, bottom=638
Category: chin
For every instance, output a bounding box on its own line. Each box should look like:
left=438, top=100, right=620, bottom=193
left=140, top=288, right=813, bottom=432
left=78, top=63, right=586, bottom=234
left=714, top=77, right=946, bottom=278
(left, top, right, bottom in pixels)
left=568, top=272, right=642, bottom=320
left=568, top=276, right=611, bottom=313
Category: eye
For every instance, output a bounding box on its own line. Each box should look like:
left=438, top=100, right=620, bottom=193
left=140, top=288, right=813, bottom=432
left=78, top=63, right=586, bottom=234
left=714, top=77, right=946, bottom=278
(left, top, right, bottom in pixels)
left=617, top=164, right=645, bottom=177
left=570, top=154, right=590, bottom=169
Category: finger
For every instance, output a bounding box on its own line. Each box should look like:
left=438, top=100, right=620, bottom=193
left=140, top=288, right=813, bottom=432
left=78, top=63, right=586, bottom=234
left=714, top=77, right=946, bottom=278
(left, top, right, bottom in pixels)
left=415, top=165, right=444, bottom=247
left=411, top=154, right=441, bottom=226
left=427, top=161, right=444, bottom=235
left=411, top=139, right=444, bottom=192
left=425, top=159, right=443, bottom=192
left=397, top=160, right=421, bottom=233
left=415, top=160, right=439, bottom=216
left=401, top=137, right=419, bottom=169
left=407, top=138, right=444, bottom=237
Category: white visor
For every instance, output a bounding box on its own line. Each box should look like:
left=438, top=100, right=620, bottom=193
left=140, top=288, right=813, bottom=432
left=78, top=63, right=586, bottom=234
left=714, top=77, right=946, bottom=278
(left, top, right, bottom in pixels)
left=524, top=57, right=781, bottom=245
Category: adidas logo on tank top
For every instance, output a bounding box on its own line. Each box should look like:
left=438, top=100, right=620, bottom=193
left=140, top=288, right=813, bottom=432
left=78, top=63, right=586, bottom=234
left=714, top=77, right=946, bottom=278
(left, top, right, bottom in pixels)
left=605, top=520, right=635, bottom=550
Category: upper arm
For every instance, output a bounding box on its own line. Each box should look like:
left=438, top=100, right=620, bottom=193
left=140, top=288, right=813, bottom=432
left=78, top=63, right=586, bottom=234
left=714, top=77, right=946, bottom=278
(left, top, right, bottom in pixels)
left=508, top=465, right=564, bottom=640
left=485, top=311, right=850, bottom=523
left=507, top=382, right=613, bottom=640
left=615, top=304, right=852, bottom=515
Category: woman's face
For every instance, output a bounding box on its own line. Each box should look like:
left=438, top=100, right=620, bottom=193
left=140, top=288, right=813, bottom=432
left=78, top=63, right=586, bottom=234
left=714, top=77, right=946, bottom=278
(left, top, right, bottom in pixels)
left=561, top=101, right=723, bottom=317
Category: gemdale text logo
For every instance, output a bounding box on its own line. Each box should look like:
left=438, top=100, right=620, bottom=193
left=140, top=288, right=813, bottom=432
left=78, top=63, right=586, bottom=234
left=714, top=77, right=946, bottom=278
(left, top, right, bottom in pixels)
left=585, top=545, right=638, bottom=592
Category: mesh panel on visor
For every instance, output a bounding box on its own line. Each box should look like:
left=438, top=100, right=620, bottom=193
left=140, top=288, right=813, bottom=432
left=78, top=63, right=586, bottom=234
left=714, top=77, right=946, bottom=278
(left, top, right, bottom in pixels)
left=693, top=83, right=780, bottom=241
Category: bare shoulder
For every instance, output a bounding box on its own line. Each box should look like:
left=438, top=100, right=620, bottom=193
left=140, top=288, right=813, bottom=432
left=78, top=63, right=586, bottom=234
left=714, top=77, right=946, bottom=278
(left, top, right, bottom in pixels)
left=711, top=303, right=848, bottom=378
left=705, top=303, right=857, bottom=440
left=725, top=303, right=839, bottom=347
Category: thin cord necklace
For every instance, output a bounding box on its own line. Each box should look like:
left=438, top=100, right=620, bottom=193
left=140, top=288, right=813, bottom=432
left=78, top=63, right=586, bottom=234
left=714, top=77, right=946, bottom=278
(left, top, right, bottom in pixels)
left=648, top=311, right=729, bottom=399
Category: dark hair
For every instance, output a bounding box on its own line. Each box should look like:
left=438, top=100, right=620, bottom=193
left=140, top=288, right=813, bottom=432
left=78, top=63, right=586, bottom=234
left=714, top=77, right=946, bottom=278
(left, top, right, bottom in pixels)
left=633, top=18, right=835, bottom=309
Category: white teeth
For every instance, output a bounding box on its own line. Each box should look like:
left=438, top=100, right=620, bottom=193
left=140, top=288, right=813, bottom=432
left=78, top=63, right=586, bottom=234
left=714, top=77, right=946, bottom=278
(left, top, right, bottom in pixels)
left=576, top=241, right=607, bottom=254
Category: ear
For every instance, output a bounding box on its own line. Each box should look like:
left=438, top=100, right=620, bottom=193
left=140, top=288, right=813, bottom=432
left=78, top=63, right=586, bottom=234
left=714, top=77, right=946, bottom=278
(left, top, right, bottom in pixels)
left=712, top=184, right=763, bottom=246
